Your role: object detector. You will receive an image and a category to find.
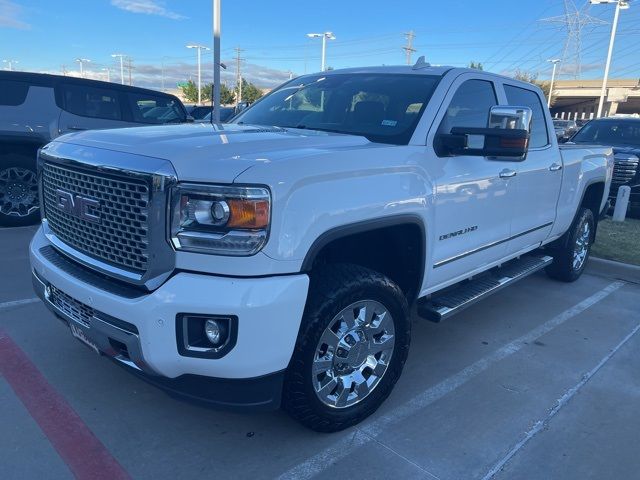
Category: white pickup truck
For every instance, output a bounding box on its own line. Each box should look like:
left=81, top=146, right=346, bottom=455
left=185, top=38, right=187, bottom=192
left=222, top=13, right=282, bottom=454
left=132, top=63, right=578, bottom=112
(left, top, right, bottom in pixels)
left=30, top=63, right=613, bottom=432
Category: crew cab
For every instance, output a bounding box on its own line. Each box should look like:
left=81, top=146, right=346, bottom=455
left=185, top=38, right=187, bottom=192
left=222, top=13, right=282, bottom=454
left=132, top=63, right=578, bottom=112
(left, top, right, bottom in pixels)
left=0, top=71, right=188, bottom=226
left=30, top=63, right=612, bottom=432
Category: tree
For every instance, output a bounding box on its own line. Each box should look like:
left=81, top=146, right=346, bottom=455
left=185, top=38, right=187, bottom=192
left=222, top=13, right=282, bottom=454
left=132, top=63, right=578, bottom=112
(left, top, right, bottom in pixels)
left=468, top=61, right=484, bottom=70
left=220, top=84, right=236, bottom=105
left=179, top=80, right=199, bottom=103
left=201, top=83, right=236, bottom=105
left=237, top=78, right=264, bottom=104
left=513, top=69, right=550, bottom=101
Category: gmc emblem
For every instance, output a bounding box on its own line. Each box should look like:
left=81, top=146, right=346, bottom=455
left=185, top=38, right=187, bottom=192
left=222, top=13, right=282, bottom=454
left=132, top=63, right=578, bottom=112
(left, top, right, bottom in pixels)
left=55, top=189, right=101, bottom=224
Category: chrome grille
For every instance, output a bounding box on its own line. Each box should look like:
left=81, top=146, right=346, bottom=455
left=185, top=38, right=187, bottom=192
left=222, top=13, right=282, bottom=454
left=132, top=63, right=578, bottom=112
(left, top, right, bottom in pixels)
left=48, top=285, right=94, bottom=327
left=42, top=162, right=150, bottom=272
left=612, top=154, right=639, bottom=185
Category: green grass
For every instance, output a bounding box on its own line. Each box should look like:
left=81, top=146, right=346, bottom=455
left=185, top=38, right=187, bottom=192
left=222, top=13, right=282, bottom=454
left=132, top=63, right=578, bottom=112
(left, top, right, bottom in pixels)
left=592, top=217, right=640, bottom=266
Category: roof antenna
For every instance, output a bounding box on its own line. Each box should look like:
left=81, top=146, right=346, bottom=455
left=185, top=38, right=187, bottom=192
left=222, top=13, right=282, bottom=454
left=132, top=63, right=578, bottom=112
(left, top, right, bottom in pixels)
left=412, top=56, right=431, bottom=70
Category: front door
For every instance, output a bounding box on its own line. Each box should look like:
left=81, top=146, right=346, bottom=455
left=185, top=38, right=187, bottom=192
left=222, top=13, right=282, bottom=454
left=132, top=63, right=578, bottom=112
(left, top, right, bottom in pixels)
left=427, top=76, right=520, bottom=289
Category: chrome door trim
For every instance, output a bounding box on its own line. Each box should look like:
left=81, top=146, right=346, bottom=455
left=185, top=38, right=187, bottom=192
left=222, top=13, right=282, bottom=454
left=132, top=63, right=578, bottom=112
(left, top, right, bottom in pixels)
left=433, top=222, right=553, bottom=268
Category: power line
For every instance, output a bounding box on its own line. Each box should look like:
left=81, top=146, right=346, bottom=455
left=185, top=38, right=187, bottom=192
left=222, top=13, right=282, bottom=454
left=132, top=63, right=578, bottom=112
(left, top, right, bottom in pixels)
left=540, top=0, right=607, bottom=78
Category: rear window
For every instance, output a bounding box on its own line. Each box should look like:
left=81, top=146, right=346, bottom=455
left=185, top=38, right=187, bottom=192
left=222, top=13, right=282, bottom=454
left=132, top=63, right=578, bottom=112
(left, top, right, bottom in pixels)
left=0, top=80, right=29, bottom=106
left=504, top=85, right=549, bottom=148
left=127, top=93, right=185, bottom=124
left=62, top=84, right=122, bottom=120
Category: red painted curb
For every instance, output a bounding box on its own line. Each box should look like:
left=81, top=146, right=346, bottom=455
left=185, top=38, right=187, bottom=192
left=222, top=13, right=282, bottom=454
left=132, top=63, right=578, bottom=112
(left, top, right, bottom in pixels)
left=0, top=333, right=130, bottom=480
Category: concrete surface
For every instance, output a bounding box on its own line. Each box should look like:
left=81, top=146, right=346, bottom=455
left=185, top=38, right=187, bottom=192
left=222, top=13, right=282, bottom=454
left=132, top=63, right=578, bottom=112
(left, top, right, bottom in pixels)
left=0, top=225, right=638, bottom=480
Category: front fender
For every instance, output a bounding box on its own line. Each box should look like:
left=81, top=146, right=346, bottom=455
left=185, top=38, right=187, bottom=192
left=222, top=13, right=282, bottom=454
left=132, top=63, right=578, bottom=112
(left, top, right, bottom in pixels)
left=235, top=145, right=435, bottom=268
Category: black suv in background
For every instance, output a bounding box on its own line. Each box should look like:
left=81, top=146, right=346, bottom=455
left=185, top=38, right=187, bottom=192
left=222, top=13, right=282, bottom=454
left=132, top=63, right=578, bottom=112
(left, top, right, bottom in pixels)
left=570, top=117, right=640, bottom=217
left=0, top=71, right=188, bottom=226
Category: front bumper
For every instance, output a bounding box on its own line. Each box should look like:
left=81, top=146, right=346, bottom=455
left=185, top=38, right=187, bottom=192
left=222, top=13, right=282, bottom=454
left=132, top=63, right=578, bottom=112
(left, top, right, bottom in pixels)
left=30, top=227, right=309, bottom=408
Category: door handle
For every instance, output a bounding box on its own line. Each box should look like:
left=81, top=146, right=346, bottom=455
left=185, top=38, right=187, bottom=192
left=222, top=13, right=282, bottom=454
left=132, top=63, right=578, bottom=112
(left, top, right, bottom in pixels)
left=549, top=163, right=563, bottom=172
left=66, top=126, right=87, bottom=131
left=499, top=169, right=517, bottom=179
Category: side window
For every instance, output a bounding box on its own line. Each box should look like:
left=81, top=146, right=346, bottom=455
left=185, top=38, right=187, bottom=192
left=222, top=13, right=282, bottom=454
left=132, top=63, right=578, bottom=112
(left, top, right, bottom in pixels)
left=504, top=85, right=549, bottom=148
left=126, top=93, right=185, bottom=124
left=62, top=84, right=122, bottom=120
left=0, top=80, right=30, bottom=106
left=438, top=79, right=497, bottom=134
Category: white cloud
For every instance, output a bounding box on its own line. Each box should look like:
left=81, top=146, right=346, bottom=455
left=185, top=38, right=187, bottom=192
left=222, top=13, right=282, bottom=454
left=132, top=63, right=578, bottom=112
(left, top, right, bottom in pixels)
left=111, top=0, right=185, bottom=20
left=0, top=0, right=30, bottom=29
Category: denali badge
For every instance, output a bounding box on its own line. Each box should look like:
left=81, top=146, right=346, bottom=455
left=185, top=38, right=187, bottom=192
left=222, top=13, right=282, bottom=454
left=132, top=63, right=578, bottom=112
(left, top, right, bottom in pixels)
left=55, top=189, right=101, bottom=224
left=439, top=225, right=478, bottom=241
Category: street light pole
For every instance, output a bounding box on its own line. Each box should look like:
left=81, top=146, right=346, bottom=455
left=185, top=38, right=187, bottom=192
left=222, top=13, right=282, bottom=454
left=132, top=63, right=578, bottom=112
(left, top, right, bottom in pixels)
left=102, top=68, right=111, bottom=82
left=212, top=0, right=221, bottom=123
left=591, top=0, right=629, bottom=118
left=187, top=44, right=211, bottom=105
left=75, top=58, right=90, bottom=78
left=547, top=59, right=560, bottom=108
left=111, top=54, right=126, bottom=85
left=306, top=32, right=335, bottom=71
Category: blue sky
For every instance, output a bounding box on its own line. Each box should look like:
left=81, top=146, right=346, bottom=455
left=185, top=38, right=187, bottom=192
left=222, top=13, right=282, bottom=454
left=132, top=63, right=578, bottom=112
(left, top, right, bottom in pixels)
left=1, top=0, right=639, bottom=90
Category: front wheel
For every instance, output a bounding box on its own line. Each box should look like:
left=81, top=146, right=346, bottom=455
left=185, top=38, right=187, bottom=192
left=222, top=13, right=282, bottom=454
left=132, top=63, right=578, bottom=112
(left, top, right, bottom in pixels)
left=546, top=207, right=595, bottom=282
left=283, top=264, right=410, bottom=432
left=0, top=154, right=40, bottom=227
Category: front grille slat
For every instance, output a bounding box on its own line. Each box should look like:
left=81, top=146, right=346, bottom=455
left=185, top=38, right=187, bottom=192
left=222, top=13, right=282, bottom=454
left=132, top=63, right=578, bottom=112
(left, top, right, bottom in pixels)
left=612, top=155, right=639, bottom=186
left=49, top=285, right=94, bottom=327
left=42, top=163, right=150, bottom=273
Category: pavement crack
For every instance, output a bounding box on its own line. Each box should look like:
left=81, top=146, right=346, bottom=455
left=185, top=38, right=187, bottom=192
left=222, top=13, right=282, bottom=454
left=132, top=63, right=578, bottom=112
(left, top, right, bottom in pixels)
left=355, top=427, right=442, bottom=480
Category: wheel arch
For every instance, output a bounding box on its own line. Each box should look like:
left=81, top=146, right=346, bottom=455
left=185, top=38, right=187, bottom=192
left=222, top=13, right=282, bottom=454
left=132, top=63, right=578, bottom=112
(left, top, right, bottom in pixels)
left=301, top=214, right=426, bottom=303
left=579, top=180, right=605, bottom=241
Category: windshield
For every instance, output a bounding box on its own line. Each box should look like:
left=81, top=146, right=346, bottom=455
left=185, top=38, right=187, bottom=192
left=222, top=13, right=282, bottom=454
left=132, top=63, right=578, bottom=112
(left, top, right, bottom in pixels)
left=232, top=73, right=442, bottom=145
left=571, top=120, right=640, bottom=147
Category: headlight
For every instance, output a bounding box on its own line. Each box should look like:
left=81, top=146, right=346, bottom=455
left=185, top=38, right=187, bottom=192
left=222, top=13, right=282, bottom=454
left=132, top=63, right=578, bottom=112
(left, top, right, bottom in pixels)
left=170, top=184, right=270, bottom=255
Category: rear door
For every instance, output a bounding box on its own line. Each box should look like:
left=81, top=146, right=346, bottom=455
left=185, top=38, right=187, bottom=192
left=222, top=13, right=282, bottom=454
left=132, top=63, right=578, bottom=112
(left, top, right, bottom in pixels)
left=57, top=83, right=134, bottom=134
left=500, top=83, right=561, bottom=253
left=427, top=75, right=520, bottom=288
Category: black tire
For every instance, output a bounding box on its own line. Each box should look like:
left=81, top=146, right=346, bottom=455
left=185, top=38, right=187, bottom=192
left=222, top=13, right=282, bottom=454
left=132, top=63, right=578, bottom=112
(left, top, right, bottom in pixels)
left=0, top=154, right=40, bottom=227
left=546, top=207, right=595, bottom=282
left=283, top=264, right=410, bottom=432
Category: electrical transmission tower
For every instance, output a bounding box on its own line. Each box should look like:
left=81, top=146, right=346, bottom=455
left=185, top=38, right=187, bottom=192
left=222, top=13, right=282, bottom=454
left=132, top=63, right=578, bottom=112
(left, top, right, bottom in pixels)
left=541, top=0, right=607, bottom=79
left=403, top=31, right=416, bottom=65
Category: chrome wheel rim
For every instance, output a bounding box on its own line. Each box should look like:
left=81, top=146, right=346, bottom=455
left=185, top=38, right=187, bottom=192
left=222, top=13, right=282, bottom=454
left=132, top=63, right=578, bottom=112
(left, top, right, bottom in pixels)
left=573, top=221, right=590, bottom=270
left=0, top=167, right=39, bottom=218
left=312, top=300, right=395, bottom=409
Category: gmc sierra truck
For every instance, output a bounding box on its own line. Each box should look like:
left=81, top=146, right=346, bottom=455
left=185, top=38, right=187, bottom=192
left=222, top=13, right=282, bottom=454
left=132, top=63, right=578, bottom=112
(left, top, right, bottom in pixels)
left=30, top=62, right=613, bottom=432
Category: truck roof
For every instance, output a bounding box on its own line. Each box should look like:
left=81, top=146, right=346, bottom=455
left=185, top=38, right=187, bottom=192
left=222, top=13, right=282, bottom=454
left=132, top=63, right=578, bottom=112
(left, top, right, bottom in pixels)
left=299, top=65, right=543, bottom=92
left=0, top=70, right=180, bottom=99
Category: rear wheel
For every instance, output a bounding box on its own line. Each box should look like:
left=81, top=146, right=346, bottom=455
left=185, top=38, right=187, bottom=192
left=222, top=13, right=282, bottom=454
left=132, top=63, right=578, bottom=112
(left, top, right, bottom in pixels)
left=546, top=207, right=594, bottom=282
left=0, top=154, right=39, bottom=227
left=283, top=264, right=410, bottom=432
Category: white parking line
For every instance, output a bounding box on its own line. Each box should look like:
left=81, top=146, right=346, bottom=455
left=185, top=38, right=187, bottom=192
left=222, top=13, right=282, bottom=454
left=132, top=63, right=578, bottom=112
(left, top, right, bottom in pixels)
left=0, top=298, right=40, bottom=311
left=482, top=321, right=640, bottom=480
left=278, top=281, right=626, bottom=480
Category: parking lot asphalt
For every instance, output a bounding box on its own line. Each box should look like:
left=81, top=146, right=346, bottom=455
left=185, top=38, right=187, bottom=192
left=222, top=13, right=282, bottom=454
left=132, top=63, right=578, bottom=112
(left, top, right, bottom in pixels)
left=1, top=225, right=639, bottom=480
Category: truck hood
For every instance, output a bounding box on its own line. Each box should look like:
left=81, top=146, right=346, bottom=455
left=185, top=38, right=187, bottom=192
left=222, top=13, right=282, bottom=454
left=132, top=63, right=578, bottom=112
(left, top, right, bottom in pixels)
left=54, top=123, right=372, bottom=183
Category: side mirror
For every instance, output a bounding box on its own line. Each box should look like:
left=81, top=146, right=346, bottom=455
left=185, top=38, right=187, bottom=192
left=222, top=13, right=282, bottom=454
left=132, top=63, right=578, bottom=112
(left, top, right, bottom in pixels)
left=438, top=106, right=533, bottom=160
left=185, top=115, right=195, bottom=123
